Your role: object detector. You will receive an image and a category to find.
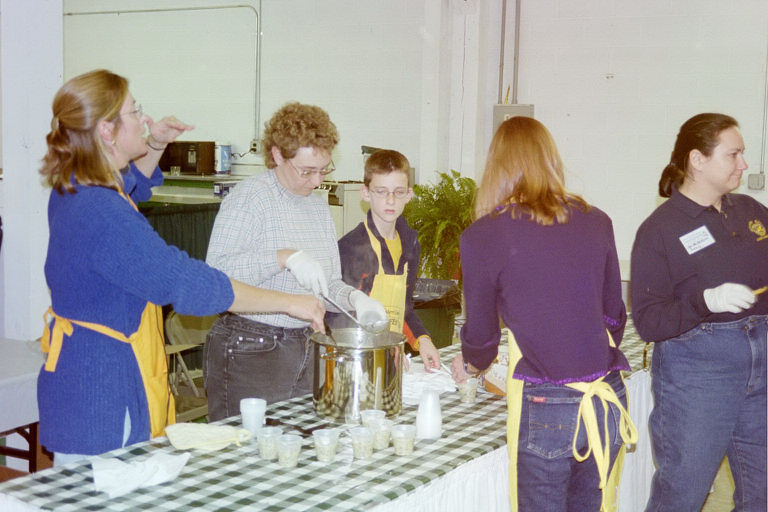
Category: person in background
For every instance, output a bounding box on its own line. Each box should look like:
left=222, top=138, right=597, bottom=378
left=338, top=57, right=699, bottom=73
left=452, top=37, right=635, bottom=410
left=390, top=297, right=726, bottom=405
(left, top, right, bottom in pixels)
left=631, top=113, right=767, bottom=511
left=334, top=149, right=440, bottom=370
left=38, top=70, right=325, bottom=466
left=452, top=116, right=635, bottom=511
left=204, top=102, right=386, bottom=418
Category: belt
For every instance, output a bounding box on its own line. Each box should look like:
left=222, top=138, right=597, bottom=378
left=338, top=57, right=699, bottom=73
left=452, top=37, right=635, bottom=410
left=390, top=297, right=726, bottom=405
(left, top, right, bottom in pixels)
left=221, top=312, right=312, bottom=338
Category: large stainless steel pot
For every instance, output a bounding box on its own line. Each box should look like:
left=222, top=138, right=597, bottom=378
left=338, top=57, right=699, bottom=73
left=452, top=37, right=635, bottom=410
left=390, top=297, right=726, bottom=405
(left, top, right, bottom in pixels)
left=311, top=328, right=405, bottom=423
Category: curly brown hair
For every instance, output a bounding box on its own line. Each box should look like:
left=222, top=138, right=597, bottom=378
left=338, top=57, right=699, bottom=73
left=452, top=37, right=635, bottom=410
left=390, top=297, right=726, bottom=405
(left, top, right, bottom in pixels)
left=40, top=69, right=128, bottom=194
left=261, top=102, right=339, bottom=168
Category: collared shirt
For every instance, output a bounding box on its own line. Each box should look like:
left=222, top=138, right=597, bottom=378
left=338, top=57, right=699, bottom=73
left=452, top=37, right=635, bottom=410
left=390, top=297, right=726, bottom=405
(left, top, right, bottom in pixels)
left=206, top=170, right=354, bottom=328
left=459, top=204, right=628, bottom=384
left=631, top=188, right=768, bottom=342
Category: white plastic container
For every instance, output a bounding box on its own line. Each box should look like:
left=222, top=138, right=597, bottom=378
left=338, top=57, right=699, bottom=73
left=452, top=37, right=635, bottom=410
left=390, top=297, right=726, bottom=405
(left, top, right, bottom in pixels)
left=214, top=141, right=232, bottom=174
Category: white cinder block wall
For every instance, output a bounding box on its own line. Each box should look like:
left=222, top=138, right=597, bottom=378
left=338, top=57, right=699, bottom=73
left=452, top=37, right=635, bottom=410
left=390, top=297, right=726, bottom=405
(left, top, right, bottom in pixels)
left=2, top=0, right=768, bottom=337
left=514, top=0, right=768, bottom=261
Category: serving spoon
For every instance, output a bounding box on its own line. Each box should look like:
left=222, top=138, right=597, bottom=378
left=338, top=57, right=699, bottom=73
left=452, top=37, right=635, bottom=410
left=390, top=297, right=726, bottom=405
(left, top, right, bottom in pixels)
left=322, top=293, right=390, bottom=333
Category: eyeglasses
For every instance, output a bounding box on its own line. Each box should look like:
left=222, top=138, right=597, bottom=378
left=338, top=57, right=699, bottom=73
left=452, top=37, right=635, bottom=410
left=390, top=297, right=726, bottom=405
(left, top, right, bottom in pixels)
left=120, top=104, right=143, bottom=119
left=287, top=158, right=335, bottom=178
left=369, top=187, right=409, bottom=199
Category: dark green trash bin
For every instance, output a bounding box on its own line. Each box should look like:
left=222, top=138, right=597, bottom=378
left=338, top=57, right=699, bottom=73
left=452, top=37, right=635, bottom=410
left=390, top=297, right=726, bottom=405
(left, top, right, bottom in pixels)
left=412, top=278, right=462, bottom=350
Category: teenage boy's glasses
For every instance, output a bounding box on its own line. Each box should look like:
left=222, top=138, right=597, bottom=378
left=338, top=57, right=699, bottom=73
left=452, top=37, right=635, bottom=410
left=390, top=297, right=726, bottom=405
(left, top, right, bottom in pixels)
left=288, top=158, right=335, bottom=178
left=369, top=187, right=409, bottom=199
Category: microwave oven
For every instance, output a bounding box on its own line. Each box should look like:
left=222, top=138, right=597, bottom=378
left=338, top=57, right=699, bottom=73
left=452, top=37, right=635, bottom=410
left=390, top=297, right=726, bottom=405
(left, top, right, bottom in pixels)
left=158, top=141, right=215, bottom=175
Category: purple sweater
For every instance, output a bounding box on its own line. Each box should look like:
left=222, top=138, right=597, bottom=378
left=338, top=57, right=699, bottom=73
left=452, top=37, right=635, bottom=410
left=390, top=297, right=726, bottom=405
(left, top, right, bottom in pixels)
left=460, top=203, right=629, bottom=384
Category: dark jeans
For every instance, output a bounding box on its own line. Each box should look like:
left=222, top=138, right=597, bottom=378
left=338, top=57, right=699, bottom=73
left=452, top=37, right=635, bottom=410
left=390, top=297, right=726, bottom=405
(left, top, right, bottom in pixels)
left=202, top=314, right=314, bottom=422
left=645, top=316, right=767, bottom=512
left=516, top=370, right=627, bottom=512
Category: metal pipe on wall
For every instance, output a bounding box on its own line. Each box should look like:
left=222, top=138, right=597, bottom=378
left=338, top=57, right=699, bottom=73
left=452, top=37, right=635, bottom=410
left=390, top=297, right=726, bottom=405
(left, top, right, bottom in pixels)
left=497, top=0, right=521, bottom=105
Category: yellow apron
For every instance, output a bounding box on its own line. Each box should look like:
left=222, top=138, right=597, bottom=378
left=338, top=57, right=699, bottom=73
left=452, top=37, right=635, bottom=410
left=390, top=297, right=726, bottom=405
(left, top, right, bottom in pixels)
left=363, top=223, right=409, bottom=406
left=505, top=332, right=637, bottom=512
left=40, top=191, right=175, bottom=439
left=364, top=222, right=407, bottom=333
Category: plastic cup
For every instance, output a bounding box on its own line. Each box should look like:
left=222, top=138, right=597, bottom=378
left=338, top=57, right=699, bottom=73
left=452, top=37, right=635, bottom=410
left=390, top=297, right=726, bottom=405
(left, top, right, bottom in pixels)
left=240, top=398, right=267, bottom=435
left=349, top=426, right=374, bottom=460
left=360, top=409, right=386, bottom=428
left=277, top=434, right=302, bottom=468
left=457, top=377, right=478, bottom=404
left=373, top=419, right=394, bottom=450
left=256, top=426, right=282, bottom=461
left=312, top=428, right=340, bottom=462
left=391, top=424, right=416, bottom=456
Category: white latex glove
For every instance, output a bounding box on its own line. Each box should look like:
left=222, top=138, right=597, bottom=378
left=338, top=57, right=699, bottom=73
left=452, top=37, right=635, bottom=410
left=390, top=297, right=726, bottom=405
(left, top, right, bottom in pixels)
left=284, top=250, right=329, bottom=297
left=703, top=283, right=756, bottom=314
left=349, top=290, right=387, bottom=324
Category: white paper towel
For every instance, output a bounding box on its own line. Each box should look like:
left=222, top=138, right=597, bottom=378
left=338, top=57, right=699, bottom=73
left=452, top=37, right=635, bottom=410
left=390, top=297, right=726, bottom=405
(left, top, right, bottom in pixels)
left=92, top=452, right=190, bottom=499
left=402, top=364, right=456, bottom=406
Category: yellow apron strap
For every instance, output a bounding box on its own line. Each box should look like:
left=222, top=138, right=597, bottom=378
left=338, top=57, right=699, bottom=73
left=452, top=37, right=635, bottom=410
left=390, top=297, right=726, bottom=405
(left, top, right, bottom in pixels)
left=505, top=329, right=637, bottom=512
left=42, top=307, right=130, bottom=372
left=363, top=222, right=387, bottom=275
left=40, top=303, right=174, bottom=438
left=505, top=332, right=525, bottom=512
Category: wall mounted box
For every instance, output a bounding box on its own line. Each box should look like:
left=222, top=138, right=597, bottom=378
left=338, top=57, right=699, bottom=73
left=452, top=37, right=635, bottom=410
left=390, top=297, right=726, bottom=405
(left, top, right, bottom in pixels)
left=159, top=141, right=215, bottom=175
left=492, top=104, right=535, bottom=134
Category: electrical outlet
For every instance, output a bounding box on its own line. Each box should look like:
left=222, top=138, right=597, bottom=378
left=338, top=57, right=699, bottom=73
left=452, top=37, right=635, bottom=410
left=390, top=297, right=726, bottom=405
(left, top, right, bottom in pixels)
left=250, top=139, right=262, bottom=153
left=748, top=173, right=765, bottom=190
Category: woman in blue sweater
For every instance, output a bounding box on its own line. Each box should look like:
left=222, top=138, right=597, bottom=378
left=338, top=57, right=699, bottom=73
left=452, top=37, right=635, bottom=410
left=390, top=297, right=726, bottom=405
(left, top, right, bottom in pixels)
left=37, top=69, right=325, bottom=465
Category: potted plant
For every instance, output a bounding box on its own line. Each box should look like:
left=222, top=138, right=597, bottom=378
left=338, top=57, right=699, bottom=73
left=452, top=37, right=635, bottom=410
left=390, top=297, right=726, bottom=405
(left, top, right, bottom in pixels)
left=403, top=170, right=477, bottom=283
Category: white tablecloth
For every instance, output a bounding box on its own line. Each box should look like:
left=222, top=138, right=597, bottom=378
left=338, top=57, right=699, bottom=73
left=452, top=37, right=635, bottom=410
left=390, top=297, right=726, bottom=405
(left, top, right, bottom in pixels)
left=618, top=369, right=655, bottom=512
left=0, top=339, right=43, bottom=432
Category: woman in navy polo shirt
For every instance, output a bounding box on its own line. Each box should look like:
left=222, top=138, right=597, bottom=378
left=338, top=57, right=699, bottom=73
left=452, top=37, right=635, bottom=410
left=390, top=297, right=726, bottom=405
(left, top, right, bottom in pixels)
left=631, top=113, right=767, bottom=511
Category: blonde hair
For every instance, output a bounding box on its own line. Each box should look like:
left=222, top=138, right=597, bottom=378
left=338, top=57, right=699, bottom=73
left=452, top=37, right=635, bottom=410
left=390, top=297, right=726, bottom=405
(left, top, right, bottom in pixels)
left=261, top=102, right=339, bottom=168
left=474, top=116, right=588, bottom=225
left=40, top=69, right=129, bottom=194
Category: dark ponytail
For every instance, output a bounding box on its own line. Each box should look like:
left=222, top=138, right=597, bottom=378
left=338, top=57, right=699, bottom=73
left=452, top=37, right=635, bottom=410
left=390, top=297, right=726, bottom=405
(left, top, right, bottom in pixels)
left=659, top=113, right=739, bottom=197
left=658, top=163, right=686, bottom=198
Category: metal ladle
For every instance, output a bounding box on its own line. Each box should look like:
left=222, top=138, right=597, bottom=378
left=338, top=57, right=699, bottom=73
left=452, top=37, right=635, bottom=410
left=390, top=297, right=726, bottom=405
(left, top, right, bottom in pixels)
left=322, top=293, right=390, bottom=333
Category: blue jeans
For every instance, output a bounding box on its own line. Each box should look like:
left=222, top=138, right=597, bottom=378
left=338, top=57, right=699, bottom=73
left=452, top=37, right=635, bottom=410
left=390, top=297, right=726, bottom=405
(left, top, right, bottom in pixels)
left=202, top=314, right=314, bottom=422
left=645, top=315, right=767, bottom=512
left=516, top=371, right=627, bottom=512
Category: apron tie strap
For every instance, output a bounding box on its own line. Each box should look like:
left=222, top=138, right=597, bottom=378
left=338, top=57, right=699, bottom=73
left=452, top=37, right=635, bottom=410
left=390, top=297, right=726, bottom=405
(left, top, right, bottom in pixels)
left=567, top=377, right=638, bottom=499
left=42, top=307, right=131, bottom=372
left=42, top=307, right=73, bottom=372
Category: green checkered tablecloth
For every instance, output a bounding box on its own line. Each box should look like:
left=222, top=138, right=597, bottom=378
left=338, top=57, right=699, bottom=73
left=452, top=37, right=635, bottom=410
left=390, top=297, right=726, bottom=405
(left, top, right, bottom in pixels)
left=0, top=322, right=648, bottom=511
left=621, top=316, right=651, bottom=372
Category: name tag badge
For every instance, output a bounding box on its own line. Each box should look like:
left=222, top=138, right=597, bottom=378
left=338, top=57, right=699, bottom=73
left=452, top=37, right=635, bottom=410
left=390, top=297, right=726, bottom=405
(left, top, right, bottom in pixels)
left=679, top=225, right=716, bottom=255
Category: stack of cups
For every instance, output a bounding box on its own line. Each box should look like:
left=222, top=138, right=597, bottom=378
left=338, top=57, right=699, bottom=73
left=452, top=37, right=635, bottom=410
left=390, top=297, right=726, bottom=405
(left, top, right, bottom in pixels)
left=240, top=398, right=266, bottom=436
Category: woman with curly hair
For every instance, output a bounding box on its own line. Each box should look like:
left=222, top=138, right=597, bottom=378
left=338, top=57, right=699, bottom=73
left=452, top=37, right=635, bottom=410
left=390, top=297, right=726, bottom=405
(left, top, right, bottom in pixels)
left=204, top=102, right=386, bottom=417
left=38, top=71, right=325, bottom=465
